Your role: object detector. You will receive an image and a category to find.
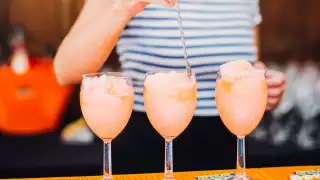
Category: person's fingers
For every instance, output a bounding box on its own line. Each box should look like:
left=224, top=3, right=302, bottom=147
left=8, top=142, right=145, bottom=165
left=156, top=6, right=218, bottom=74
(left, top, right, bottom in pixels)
left=266, top=70, right=286, bottom=87
left=266, top=84, right=285, bottom=110
left=139, top=0, right=173, bottom=7
left=266, top=97, right=281, bottom=110
left=266, top=105, right=272, bottom=110
left=267, top=97, right=279, bottom=106
left=164, top=0, right=175, bottom=7
left=266, top=105, right=274, bottom=111
left=268, top=85, right=285, bottom=97
left=266, top=86, right=285, bottom=110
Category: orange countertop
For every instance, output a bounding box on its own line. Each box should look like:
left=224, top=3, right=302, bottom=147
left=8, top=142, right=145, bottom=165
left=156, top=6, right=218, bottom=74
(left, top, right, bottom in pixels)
left=13, top=166, right=320, bottom=180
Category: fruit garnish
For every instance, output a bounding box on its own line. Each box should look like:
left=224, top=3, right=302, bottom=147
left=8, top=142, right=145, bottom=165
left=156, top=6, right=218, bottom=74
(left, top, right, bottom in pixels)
left=221, top=80, right=232, bottom=93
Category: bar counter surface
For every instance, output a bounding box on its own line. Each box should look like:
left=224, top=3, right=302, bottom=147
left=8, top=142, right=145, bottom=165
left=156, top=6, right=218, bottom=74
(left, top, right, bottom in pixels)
left=11, top=166, right=320, bottom=180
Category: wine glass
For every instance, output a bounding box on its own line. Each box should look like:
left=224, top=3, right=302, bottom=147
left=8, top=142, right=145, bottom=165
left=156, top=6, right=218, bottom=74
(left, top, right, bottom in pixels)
left=80, top=72, right=134, bottom=180
left=143, top=70, right=197, bottom=180
left=215, top=63, right=267, bottom=180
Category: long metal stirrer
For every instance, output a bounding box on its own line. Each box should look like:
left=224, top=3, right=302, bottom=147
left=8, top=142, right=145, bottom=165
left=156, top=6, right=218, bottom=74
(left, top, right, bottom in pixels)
left=175, top=0, right=192, bottom=77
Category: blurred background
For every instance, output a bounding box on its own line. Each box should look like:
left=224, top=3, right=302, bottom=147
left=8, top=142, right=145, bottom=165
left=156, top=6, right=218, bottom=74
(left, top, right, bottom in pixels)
left=0, top=0, right=320, bottom=178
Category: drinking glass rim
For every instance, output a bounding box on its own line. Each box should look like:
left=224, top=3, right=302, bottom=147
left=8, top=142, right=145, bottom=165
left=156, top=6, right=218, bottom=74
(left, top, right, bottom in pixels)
left=81, top=72, right=133, bottom=95
left=144, top=70, right=196, bottom=90
left=82, top=72, right=132, bottom=80
left=218, top=67, right=266, bottom=79
left=145, top=70, right=195, bottom=77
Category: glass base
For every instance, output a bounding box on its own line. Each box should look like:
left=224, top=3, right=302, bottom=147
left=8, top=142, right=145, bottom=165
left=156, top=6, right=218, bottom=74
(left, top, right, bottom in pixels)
left=163, top=178, right=174, bottom=180
left=227, top=175, right=253, bottom=180
left=103, top=176, right=112, bottom=180
left=163, top=173, right=174, bottom=180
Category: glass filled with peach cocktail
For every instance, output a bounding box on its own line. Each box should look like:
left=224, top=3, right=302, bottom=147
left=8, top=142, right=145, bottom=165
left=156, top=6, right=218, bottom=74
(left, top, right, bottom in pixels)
left=80, top=72, right=134, bottom=180
left=144, top=71, right=197, bottom=180
left=215, top=60, right=267, bottom=180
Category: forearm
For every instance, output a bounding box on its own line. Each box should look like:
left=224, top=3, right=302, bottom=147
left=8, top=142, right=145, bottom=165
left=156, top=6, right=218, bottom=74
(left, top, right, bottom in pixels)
left=252, top=25, right=266, bottom=69
left=54, top=0, right=131, bottom=85
left=254, top=25, right=260, bottom=62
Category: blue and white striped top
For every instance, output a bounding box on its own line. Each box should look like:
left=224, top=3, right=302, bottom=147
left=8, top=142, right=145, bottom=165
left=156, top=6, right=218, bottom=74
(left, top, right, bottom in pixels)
left=116, top=0, right=262, bottom=116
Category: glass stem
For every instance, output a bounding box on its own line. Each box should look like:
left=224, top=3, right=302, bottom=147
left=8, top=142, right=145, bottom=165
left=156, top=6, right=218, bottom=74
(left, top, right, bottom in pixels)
left=164, top=140, right=174, bottom=180
left=236, top=136, right=246, bottom=177
left=103, top=142, right=112, bottom=180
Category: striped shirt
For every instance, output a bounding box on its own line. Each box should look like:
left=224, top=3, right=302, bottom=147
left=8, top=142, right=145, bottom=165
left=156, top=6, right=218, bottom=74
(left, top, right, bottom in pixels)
left=116, top=0, right=262, bottom=116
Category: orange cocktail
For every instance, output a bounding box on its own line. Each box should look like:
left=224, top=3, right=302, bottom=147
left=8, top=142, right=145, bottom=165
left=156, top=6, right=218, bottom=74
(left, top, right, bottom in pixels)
left=80, top=72, right=134, bottom=180
left=144, top=71, right=197, bottom=180
left=216, top=60, right=267, bottom=180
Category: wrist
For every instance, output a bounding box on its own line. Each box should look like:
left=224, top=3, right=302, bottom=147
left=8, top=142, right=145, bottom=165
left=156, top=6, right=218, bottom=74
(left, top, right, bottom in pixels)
left=84, top=0, right=133, bottom=24
left=109, top=5, right=133, bottom=25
